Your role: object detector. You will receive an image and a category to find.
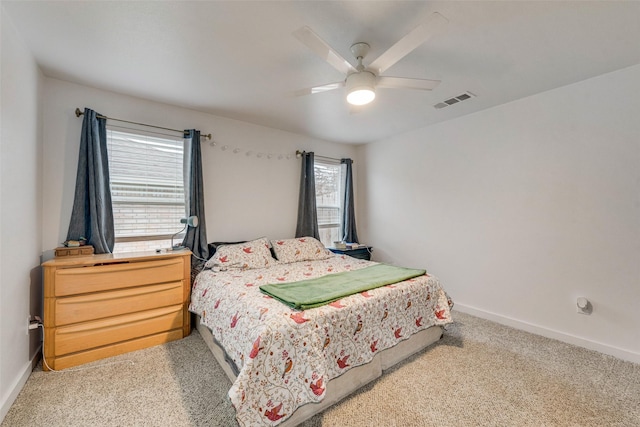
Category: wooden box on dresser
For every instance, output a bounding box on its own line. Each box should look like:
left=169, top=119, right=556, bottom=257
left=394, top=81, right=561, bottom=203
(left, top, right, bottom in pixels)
left=41, top=249, right=192, bottom=370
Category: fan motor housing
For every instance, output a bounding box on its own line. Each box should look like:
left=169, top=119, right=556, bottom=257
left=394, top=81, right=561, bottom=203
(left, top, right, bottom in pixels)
left=346, top=71, right=376, bottom=91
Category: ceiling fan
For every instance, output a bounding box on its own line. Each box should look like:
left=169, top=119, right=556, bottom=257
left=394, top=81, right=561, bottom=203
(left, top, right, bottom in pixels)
left=293, top=12, right=448, bottom=106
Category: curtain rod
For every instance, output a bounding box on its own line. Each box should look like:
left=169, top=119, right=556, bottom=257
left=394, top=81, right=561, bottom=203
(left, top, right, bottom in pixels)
left=296, top=150, right=351, bottom=163
left=75, top=108, right=212, bottom=140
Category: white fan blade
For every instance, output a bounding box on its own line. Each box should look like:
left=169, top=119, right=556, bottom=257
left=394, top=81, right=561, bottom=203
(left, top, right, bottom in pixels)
left=369, top=12, right=448, bottom=75
left=377, top=76, right=440, bottom=91
left=293, top=82, right=344, bottom=97
left=293, top=26, right=355, bottom=75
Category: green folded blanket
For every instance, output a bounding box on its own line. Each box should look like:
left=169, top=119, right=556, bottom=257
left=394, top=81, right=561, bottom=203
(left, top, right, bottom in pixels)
left=259, top=264, right=426, bottom=310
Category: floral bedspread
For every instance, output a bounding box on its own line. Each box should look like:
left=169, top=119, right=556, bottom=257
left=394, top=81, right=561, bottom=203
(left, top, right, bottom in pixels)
left=189, top=255, right=453, bottom=426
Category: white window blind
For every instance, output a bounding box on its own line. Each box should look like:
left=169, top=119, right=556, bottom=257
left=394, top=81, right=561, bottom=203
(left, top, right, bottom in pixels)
left=314, top=159, right=344, bottom=247
left=106, top=128, right=186, bottom=251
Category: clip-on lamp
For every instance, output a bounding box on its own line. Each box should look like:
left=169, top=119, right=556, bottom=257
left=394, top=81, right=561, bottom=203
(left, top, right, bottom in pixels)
left=171, top=215, right=198, bottom=250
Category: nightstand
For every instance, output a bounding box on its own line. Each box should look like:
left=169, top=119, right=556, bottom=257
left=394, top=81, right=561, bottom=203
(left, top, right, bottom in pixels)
left=329, top=246, right=373, bottom=261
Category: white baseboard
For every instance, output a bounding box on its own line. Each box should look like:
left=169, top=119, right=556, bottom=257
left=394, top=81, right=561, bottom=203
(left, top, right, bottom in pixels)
left=453, top=303, right=640, bottom=365
left=0, top=359, right=34, bottom=423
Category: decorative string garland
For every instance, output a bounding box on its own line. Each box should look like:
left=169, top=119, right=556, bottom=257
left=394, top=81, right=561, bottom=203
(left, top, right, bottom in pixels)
left=208, top=140, right=298, bottom=160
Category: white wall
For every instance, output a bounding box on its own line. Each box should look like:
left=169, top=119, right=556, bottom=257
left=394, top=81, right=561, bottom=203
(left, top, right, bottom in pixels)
left=42, top=78, right=358, bottom=253
left=358, top=64, right=640, bottom=363
left=0, top=7, right=44, bottom=421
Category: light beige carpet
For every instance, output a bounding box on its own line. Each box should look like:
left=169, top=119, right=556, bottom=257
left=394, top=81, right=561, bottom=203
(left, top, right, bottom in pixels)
left=3, top=311, right=639, bottom=426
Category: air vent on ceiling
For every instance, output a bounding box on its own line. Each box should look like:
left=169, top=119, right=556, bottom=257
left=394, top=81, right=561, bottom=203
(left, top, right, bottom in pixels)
left=434, top=91, right=475, bottom=109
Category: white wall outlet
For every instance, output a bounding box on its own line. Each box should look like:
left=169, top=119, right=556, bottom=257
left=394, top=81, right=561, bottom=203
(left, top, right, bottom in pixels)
left=576, top=297, right=592, bottom=315
left=27, top=315, right=40, bottom=334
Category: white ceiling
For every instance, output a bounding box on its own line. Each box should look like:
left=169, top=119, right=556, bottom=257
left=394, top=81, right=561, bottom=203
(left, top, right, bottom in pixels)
left=3, top=1, right=640, bottom=144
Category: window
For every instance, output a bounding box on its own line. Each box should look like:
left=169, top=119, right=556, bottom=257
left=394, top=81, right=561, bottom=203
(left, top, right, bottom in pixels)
left=314, top=159, right=344, bottom=247
left=106, top=128, right=186, bottom=253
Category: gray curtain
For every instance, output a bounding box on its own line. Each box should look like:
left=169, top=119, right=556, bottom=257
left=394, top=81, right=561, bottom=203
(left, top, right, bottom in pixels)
left=295, top=151, right=320, bottom=239
left=66, top=108, right=114, bottom=254
left=341, top=158, right=359, bottom=243
left=182, top=130, right=209, bottom=261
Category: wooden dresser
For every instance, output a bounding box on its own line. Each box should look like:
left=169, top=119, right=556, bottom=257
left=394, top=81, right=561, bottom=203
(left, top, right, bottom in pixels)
left=42, top=250, right=191, bottom=370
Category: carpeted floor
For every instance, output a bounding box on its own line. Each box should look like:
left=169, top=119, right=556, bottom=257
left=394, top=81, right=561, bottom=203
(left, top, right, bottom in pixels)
left=3, top=311, right=639, bottom=426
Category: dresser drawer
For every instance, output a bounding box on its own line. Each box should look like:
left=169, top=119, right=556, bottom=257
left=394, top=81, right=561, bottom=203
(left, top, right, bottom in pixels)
left=54, top=281, right=184, bottom=326
left=54, top=257, right=184, bottom=297
left=54, top=305, right=184, bottom=356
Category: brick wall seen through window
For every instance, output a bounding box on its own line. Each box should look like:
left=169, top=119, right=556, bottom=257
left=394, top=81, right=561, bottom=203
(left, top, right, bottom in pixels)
left=107, top=128, right=186, bottom=253
left=315, top=159, right=344, bottom=247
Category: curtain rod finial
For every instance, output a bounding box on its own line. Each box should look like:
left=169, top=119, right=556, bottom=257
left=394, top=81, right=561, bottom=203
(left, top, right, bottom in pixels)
left=75, top=108, right=83, bottom=117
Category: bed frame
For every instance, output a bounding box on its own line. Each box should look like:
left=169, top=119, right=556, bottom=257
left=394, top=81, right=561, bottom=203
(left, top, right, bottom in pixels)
left=195, top=315, right=443, bottom=426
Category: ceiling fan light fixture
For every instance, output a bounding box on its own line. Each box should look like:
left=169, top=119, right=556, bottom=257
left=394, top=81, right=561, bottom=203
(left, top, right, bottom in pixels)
left=346, top=71, right=376, bottom=106
left=347, top=88, right=375, bottom=106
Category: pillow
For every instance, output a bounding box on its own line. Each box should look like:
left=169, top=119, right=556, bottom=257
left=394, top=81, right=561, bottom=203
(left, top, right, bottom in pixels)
left=208, top=240, right=277, bottom=260
left=207, top=241, right=247, bottom=259
left=270, top=237, right=332, bottom=263
left=204, top=237, right=274, bottom=270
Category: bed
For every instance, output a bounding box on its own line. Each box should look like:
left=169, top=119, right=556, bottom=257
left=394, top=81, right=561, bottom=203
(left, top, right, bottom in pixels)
left=189, top=237, right=453, bottom=426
